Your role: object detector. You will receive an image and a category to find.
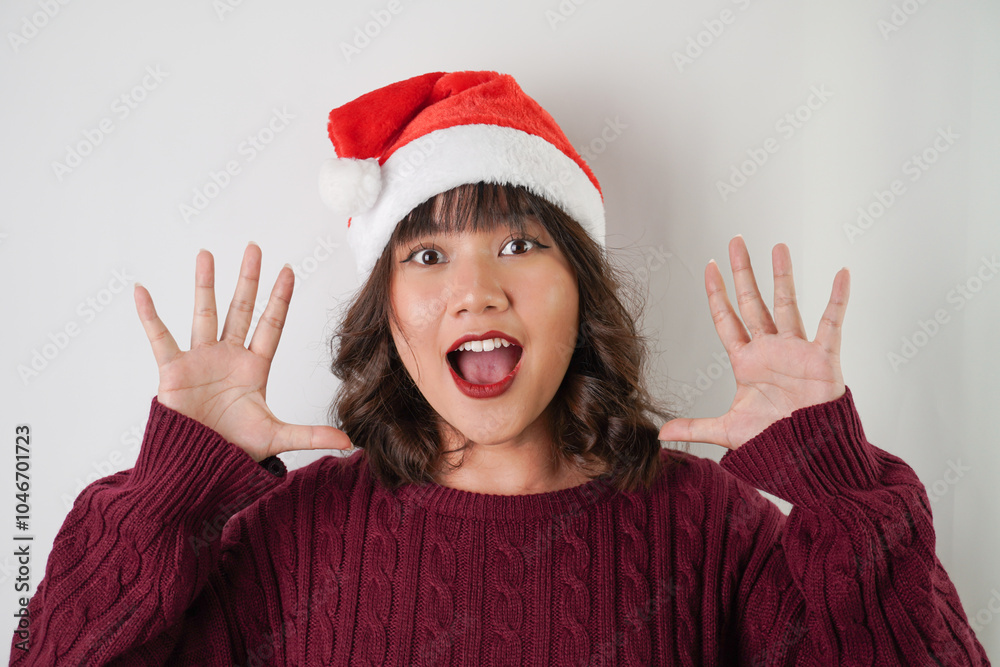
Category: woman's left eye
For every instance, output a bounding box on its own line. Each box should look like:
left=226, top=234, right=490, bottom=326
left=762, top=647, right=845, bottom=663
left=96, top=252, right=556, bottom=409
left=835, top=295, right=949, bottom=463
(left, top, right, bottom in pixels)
left=501, top=237, right=545, bottom=256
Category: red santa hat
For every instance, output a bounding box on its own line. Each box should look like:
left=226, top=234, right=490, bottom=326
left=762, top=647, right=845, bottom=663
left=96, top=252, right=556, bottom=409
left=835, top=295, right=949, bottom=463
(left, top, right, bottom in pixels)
left=319, top=70, right=606, bottom=280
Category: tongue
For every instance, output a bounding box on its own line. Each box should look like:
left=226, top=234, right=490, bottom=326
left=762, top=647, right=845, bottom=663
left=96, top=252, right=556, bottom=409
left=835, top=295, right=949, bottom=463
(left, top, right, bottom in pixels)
left=454, top=347, right=520, bottom=385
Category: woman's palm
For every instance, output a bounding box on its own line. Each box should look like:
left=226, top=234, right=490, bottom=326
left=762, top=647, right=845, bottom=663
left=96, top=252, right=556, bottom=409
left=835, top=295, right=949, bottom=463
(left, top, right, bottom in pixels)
left=713, top=332, right=844, bottom=447
left=659, top=237, right=848, bottom=450
left=133, top=243, right=352, bottom=462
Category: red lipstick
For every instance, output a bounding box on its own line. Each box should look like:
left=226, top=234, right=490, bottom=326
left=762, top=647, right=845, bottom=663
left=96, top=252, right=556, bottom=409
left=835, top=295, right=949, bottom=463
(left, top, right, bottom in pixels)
left=446, top=330, right=524, bottom=399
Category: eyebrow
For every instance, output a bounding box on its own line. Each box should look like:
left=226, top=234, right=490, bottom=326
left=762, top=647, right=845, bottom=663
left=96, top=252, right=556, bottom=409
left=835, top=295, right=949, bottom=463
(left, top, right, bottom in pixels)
left=393, top=215, right=533, bottom=248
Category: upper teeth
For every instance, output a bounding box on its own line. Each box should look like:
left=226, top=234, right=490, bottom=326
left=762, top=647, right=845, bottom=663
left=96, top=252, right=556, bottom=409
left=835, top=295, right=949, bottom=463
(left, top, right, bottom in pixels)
left=456, top=337, right=511, bottom=352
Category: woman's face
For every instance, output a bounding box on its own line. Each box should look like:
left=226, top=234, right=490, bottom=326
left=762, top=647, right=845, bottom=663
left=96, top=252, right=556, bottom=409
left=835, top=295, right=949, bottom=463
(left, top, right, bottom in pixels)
left=388, top=210, right=579, bottom=455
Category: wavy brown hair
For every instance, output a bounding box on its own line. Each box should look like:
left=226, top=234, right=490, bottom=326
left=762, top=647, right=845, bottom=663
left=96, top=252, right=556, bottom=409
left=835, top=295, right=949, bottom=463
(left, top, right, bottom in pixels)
left=327, top=181, right=689, bottom=494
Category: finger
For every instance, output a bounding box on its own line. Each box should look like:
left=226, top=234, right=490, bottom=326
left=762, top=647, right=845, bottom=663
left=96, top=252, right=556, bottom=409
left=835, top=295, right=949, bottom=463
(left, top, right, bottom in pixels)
left=133, top=283, right=181, bottom=368
left=221, top=242, right=262, bottom=345
left=248, top=264, right=294, bottom=362
left=706, top=259, right=750, bottom=352
left=658, top=417, right=733, bottom=450
left=273, top=422, right=354, bottom=455
left=191, top=249, right=219, bottom=348
left=814, top=267, right=850, bottom=356
left=771, top=243, right=807, bottom=339
left=729, top=235, right=777, bottom=337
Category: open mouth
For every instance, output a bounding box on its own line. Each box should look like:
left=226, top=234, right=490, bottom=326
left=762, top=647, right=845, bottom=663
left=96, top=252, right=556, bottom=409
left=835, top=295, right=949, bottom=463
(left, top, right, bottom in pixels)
left=447, top=344, right=523, bottom=386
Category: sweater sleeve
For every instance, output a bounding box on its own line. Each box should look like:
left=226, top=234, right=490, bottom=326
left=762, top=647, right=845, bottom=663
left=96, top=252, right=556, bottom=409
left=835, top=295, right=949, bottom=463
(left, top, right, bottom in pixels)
left=8, top=397, right=289, bottom=666
left=716, top=385, right=991, bottom=666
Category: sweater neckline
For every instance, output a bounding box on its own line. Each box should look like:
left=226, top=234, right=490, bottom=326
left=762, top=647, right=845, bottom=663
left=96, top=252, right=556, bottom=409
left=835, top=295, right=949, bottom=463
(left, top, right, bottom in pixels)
left=394, top=471, right=618, bottom=521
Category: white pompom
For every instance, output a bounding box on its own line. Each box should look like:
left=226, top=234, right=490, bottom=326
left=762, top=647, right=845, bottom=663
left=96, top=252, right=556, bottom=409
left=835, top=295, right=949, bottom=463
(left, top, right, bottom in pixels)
left=318, top=157, right=382, bottom=217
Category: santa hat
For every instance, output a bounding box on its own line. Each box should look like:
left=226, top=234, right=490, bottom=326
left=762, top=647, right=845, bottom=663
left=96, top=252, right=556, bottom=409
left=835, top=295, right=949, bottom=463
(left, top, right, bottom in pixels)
left=319, top=70, right=606, bottom=280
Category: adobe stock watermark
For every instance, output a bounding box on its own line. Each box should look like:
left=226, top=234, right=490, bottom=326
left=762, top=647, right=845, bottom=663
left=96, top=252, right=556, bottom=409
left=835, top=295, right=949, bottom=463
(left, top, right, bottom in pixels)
left=886, top=254, right=998, bottom=372
left=716, top=85, right=834, bottom=203
left=543, top=116, right=627, bottom=203
left=926, top=459, right=972, bottom=503
left=0, top=555, right=25, bottom=588
left=17, top=269, right=135, bottom=385
left=213, top=0, right=246, bottom=21
left=736, top=417, right=852, bottom=499
left=240, top=561, right=346, bottom=667
left=856, top=509, right=918, bottom=577
left=178, top=106, right=295, bottom=224
left=851, top=456, right=975, bottom=572
left=340, top=0, right=404, bottom=63
left=877, top=0, right=932, bottom=40
left=671, top=349, right=733, bottom=414
left=59, top=423, right=145, bottom=510
left=970, top=586, right=1000, bottom=635
left=7, top=0, right=73, bottom=53
left=585, top=575, right=679, bottom=664
left=51, top=65, right=169, bottom=182
left=248, top=235, right=343, bottom=323
left=632, top=244, right=674, bottom=287
left=843, top=126, right=959, bottom=244
left=285, top=235, right=342, bottom=287
left=544, top=0, right=593, bottom=31
left=672, top=0, right=757, bottom=73
left=578, top=116, right=628, bottom=165
left=852, top=456, right=969, bottom=579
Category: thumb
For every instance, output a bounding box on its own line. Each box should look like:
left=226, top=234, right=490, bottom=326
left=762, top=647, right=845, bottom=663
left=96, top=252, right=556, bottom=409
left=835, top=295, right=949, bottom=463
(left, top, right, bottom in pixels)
left=658, top=417, right=731, bottom=450
left=272, top=422, right=354, bottom=456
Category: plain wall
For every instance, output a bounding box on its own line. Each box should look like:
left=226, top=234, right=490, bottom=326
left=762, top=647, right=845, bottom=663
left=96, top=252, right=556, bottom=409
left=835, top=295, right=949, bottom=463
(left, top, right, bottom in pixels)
left=2, top=0, right=998, bottom=656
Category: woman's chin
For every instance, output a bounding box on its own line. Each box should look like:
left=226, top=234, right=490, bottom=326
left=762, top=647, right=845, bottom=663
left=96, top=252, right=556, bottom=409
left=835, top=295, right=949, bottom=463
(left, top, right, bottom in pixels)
left=435, top=409, right=520, bottom=448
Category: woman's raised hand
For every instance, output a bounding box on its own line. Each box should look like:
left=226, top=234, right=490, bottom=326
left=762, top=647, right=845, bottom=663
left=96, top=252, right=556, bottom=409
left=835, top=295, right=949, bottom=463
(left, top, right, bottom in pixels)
left=133, top=242, right=353, bottom=463
left=658, top=235, right=849, bottom=451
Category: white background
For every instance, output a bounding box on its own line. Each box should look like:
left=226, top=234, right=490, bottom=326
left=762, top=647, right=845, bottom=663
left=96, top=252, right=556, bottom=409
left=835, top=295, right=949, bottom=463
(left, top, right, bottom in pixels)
left=1, top=0, right=998, bottom=658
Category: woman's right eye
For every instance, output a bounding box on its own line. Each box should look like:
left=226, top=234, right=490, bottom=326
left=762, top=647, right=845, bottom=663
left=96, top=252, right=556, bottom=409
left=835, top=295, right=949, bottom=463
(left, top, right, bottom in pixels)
left=403, top=246, right=445, bottom=265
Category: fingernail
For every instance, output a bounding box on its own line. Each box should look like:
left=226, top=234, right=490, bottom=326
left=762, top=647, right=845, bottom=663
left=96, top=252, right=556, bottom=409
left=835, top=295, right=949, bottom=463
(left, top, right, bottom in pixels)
left=134, top=281, right=143, bottom=288
left=248, top=241, right=259, bottom=248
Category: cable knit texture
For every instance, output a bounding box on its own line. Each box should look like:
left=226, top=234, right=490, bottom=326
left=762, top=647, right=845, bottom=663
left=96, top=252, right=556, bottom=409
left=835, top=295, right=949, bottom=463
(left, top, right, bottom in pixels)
left=8, top=386, right=991, bottom=665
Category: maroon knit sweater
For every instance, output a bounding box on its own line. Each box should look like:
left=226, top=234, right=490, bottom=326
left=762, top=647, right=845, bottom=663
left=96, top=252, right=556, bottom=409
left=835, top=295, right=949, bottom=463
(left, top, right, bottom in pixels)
left=8, top=387, right=990, bottom=665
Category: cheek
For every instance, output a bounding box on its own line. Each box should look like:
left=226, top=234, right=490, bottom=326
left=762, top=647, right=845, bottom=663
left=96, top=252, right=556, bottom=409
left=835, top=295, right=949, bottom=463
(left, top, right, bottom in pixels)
left=394, top=287, right=448, bottom=338
left=389, top=279, right=449, bottom=360
left=548, top=267, right=578, bottom=321
left=526, top=273, right=579, bottom=352
left=388, top=280, right=415, bottom=356
left=388, top=302, right=421, bottom=382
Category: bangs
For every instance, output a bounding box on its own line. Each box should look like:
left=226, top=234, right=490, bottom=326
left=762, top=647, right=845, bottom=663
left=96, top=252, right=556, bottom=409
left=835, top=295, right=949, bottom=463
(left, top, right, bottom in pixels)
left=388, top=182, right=542, bottom=251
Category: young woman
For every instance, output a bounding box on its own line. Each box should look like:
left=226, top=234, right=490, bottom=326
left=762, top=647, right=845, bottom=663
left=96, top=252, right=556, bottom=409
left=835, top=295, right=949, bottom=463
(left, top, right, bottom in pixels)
left=10, top=72, right=989, bottom=665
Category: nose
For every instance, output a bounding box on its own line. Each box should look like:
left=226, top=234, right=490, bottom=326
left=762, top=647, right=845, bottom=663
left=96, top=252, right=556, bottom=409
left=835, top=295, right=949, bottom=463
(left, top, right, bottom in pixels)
left=448, top=250, right=509, bottom=316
